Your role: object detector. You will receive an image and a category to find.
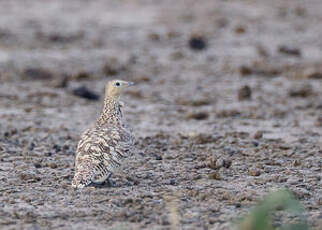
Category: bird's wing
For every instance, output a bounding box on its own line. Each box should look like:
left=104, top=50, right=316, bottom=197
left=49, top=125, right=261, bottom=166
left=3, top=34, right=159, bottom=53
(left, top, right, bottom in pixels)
left=72, top=126, right=134, bottom=188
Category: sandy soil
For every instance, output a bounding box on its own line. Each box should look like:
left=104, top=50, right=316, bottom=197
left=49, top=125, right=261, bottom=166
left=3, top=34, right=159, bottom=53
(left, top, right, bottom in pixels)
left=0, top=0, right=321, bottom=229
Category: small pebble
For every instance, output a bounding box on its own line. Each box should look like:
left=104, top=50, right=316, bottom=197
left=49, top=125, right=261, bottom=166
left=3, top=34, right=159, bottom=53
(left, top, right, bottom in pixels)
left=304, top=69, right=322, bottom=79
left=317, top=197, right=322, bottom=206
left=191, top=133, right=216, bottom=144
left=53, top=145, right=61, bottom=152
left=208, top=172, right=221, bottom=180
left=49, top=162, right=57, bottom=169
left=278, top=45, right=301, bottom=56
left=34, top=162, right=41, bottom=168
left=239, top=65, right=252, bottom=76
left=235, top=203, right=241, bottom=208
left=254, top=131, right=263, bottom=139
left=249, top=168, right=261, bottom=176
left=256, top=163, right=264, bottom=169
left=234, top=25, right=246, bottom=34
left=150, top=152, right=162, bottom=160
left=44, top=152, right=52, bottom=157
left=169, top=179, right=176, bottom=185
left=207, top=157, right=217, bottom=170
left=238, top=85, right=252, bottom=101
left=315, top=116, right=322, bottom=127
left=288, top=83, right=313, bottom=97
left=24, top=108, right=32, bottom=113
left=208, top=157, right=232, bottom=169
left=185, top=112, right=209, bottom=120
left=293, top=159, right=301, bottom=167
left=148, top=32, right=160, bottom=41
left=19, top=173, right=27, bottom=180
left=252, top=141, right=259, bottom=147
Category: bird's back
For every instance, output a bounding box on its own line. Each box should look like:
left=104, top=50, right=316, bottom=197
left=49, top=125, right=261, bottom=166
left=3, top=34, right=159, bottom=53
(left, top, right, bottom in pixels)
left=72, top=123, right=134, bottom=188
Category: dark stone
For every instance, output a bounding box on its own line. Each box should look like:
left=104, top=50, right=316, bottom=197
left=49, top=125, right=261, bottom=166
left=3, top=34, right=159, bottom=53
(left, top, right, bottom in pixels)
left=238, top=85, right=252, bottom=101
left=288, top=83, right=313, bottom=98
left=254, top=131, right=263, bottom=139
left=72, top=86, right=100, bottom=101
left=53, top=144, right=61, bottom=152
left=186, top=112, right=209, bottom=120
left=239, top=65, right=253, bottom=76
left=278, top=45, right=301, bottom=56
left=252, top=141, right=259, bottom=147
left=22, top=67, right=53, bottom=80
left=45, top=152, right=52, bottom=157
left=34, top=163, right=41, bottom=168
left=29, top=142, right=35, bottom=151
left=188, top=36, right=207, bottom=51
left=150, top=152, right=162, bottom=160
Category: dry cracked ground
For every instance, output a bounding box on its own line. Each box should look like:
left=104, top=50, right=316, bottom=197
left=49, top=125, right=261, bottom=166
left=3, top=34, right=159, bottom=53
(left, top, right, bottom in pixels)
left=0, top=0, right=321, bottom=229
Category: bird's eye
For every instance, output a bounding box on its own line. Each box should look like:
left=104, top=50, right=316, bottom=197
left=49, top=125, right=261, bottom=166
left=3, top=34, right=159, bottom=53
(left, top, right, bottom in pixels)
left=115, top=82, right=120, bottom=87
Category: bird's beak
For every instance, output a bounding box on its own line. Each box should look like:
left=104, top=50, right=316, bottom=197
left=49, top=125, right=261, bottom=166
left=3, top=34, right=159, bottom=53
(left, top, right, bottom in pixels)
left=127, top=82, right=135, bottom=87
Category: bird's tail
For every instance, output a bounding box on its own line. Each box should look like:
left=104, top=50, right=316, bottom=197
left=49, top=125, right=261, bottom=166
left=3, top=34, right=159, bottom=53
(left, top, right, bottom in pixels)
left=72, top=161, right=94, bottom=189
left=72, top=172, right=92, bottom=189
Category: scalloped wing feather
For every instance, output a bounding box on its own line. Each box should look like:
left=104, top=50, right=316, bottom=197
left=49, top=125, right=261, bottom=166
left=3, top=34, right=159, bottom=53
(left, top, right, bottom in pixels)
left=72, top=125, right=134, bottom=188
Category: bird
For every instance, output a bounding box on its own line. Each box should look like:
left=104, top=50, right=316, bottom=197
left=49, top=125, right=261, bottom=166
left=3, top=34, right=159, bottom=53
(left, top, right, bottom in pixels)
left=72, top=80, right=135, bottom=189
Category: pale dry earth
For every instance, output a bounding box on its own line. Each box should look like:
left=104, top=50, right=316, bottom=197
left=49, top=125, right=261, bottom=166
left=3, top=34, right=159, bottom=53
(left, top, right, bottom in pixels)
left=0, top=0, right=321, bottom=229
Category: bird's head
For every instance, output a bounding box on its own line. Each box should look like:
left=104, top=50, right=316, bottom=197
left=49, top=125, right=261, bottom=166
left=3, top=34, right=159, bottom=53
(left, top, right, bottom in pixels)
left=105, top=79, right=134, bottom=99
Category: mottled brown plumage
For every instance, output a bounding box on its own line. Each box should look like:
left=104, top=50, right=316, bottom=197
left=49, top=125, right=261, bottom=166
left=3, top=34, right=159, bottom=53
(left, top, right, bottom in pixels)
left=72, top=80, right=135, bottom=189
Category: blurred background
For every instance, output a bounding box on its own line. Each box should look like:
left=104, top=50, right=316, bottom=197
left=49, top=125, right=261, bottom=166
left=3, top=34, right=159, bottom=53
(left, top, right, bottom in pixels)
left=0, top=0, right=321, bottom=229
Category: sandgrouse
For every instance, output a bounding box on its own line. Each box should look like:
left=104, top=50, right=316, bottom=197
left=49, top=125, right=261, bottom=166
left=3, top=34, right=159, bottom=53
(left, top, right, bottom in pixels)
left=72, top=80, right=135, bottom=189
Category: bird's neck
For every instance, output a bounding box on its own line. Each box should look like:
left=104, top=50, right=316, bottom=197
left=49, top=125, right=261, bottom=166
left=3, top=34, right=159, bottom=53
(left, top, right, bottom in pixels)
left=96, top=97, right=122, bottom=127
